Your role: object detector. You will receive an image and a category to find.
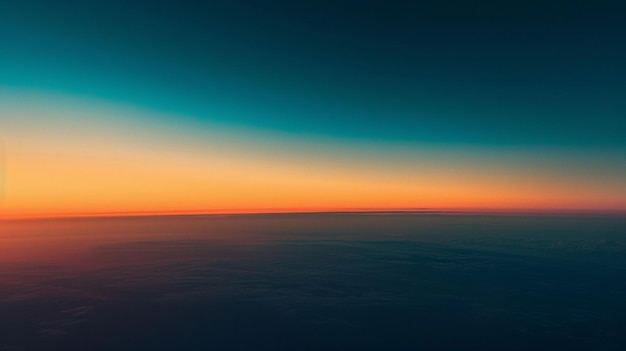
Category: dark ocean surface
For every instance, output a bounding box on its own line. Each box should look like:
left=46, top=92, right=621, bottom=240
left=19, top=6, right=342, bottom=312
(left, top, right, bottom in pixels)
left=1, top=213, right=625, bottom=350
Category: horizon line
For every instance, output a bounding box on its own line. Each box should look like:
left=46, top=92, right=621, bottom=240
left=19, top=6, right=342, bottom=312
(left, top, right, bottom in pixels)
left=2, top=207, right=626, bottom=221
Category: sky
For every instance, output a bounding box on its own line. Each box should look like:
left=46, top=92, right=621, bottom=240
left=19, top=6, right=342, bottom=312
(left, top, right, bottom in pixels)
left=1, top=0, right=625, bottom=217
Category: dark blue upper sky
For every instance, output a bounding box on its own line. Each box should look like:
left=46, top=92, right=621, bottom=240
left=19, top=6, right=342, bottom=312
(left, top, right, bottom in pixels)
left=2, top=0, right=625, bottom=147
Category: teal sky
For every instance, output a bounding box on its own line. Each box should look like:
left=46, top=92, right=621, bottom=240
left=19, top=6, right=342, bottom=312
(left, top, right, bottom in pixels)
left=2, top=0, right=625, bottom=148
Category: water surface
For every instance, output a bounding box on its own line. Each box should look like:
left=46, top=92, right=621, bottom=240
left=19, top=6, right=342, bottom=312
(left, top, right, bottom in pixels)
left=1, top=213, right=625, bottom=350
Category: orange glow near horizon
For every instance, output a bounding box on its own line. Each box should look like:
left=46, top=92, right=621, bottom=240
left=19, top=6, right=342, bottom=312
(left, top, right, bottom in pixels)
left=2, top=94, right=626, bottom=219
left=3, top=135, right=625, bottom=219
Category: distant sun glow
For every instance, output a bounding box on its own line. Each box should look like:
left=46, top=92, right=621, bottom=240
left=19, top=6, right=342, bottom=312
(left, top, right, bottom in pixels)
left=1, top=92, right=625, bottom=219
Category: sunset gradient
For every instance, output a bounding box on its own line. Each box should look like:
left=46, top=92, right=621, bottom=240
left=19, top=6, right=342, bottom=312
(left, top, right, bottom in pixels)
left=2, top=1, right=626, bottom=218
left=2, top=90, right=625, bottom=219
